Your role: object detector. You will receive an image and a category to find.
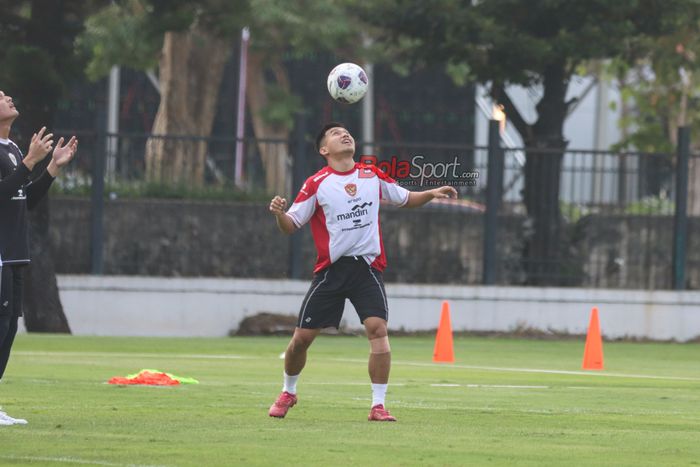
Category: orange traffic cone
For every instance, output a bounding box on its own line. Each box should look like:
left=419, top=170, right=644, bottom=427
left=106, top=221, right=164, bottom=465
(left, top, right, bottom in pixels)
left=433, top=301, right=454, bottom=363
left=582, top=307, right=604, bottom=370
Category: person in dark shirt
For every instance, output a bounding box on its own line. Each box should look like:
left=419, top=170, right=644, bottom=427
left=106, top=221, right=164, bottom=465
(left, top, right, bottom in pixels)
left=0, top=90, right=78, bottom=426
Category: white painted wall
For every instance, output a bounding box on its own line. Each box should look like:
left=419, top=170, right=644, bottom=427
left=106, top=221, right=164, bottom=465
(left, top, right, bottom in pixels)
left=474, top=79, right=628, bottom=205
left=18, top=275, right=700, bottom=342
left=474, top=78, right=622, bottom=151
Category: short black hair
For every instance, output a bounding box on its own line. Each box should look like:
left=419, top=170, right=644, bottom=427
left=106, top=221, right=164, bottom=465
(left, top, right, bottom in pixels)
left=315, top=122, right=346, bottom=153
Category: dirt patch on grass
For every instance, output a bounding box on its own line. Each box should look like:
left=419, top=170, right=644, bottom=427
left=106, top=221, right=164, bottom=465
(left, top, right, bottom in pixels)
left=232, top=313, right=700, bottom=343
left=232, top=312, right=358, bottom=336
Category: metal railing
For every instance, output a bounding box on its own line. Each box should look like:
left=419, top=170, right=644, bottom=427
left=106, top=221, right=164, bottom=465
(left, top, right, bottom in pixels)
left=49, top=124, right=696, bottom=290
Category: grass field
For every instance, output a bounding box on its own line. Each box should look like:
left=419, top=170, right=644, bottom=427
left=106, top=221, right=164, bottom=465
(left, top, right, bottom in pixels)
left=0, top=334, right=698, bottom=466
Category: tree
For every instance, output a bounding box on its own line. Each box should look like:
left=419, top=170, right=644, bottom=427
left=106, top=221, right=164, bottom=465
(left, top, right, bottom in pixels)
left=243, top=0, right=359, bottom=194
left=365, top=0, right=699, bottom=284
left=0, top=0, right=102, bottom=332
left=79, top=0, right=248, bottom=187
left=79, top=0, right=360, bottom=193
left=609, top=22, right=700, bottom=212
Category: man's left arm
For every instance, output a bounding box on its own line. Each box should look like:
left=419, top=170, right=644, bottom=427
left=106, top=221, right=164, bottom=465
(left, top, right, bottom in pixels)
left=403, top=186, right=458, bottom=208
left=26, top=136, right=78, bottom=210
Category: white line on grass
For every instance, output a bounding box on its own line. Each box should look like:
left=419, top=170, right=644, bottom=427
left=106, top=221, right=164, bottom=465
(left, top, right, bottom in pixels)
left=430, top=383, right=549, bottom=389
left=332, top=358, right=700, bottom=382
left=0, top=455, right=168, bottom=467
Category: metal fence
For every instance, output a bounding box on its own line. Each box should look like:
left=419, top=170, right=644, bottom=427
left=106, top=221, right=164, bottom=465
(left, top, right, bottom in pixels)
left=482, top=123, right=693, bottom=290
left=50, top=123, right=697, bottom=290
left=56, top=130, right=292, bottom=192
left=495, top=147, right=679, bottom=289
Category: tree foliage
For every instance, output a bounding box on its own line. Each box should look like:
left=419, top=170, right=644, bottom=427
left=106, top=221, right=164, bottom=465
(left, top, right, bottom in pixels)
left=244, top=0, right=360, bottom=129
left=78, top=0, right=360, bottom=127
left=611, top=21, right=700, bottom=153
left=78, top=0, right=364, bottom=192
left=607, top=17, right=700, bottom=215
left=77, top=1, right=161, bottom=80
left=365, top=0, right=695, bottom=141
left=77, top=0, right=252, bottom=80
left=363, top=0, right=700, bottom=285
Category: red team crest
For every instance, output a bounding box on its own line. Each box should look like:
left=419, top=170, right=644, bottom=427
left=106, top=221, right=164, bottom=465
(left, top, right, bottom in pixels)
left=344, top=183, right=357, bottom=196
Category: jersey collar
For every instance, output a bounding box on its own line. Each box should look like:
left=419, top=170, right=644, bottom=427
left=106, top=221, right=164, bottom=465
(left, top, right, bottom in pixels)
left=326, top=162, right=358, bottom=176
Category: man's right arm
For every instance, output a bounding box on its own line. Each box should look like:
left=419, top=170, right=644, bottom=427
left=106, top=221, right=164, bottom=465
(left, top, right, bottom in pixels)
left=269, top=195, right=297, bottom=235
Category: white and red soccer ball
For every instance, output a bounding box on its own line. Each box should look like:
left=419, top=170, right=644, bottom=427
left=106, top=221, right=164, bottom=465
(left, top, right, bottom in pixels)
left=327, top=63, right=369, bottom=104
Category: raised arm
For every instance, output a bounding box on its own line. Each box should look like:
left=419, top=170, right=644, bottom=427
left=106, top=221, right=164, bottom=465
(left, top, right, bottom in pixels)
left=27, top=135, right=78, bottom=210
left=269, top=195, right=298, bottom=235
left=0, top=128, right=53, bottom=201
left=403, top=186, right=458, bottom=208
left=46, top=136, right=78, bottom=177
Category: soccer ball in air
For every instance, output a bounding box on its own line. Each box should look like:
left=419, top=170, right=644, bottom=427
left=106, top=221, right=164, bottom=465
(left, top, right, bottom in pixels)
left=327, top=63, right=369, bottom=104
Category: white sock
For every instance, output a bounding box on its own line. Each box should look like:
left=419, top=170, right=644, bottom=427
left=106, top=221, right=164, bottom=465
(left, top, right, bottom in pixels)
left=283, top=372, right=299, bottom=394
left=371, top=383, right=388, bottom=407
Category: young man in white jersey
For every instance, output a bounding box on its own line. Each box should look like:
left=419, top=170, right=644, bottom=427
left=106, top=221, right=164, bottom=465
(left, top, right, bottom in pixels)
left=268, top=122, right=457, bottom=421
left=0, top=90, right=78, bottom=426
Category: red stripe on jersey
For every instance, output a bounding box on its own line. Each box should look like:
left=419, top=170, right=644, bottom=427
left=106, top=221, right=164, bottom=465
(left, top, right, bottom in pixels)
left=294, top=167, right=331, bottom=203
left=370, top=215, right=387, bottom=272
left=310, top=200, right=331, bottom=273
left=371, top=171, right=389, bottom=271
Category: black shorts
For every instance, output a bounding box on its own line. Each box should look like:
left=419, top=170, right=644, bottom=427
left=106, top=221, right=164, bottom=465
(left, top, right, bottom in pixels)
left=297, top=256, right=388, bottom=329
left=0, top=265, right=24, bottom=318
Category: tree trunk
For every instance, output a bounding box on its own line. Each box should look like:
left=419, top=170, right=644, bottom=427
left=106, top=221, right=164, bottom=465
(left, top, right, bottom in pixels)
left=24, top=195, right=70, bottom=332
left=15, top=120, right=70, bottom=332
left=246, top=51, right=291, bottom=195
left=521, top=65, right=570, bottom=285
left=491, top=68, right=572, bottom=285
left=522, top=142, right=566, bottom=285
left=16, top=0, right=73, bottom=332
left=146, top=25, right=230, bottom=187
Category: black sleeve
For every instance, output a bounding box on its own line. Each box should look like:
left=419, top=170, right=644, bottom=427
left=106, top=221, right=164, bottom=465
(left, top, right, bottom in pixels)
left=0, top=163, right=31, bottom=201
left=26, top=169, right=56, bottom=210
